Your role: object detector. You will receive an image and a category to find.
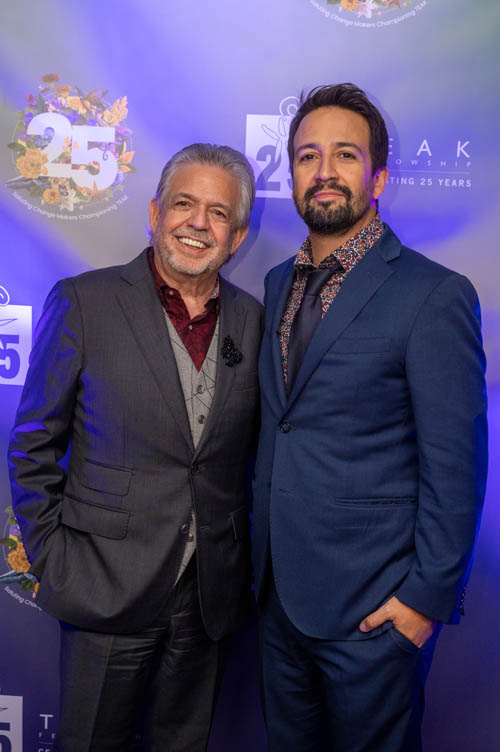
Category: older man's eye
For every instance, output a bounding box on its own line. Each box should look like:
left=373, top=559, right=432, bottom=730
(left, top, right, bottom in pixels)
left=211, top=209, right=228, bottom=219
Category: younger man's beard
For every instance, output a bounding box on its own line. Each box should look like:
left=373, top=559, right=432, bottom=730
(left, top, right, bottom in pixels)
left=294, top=180, right=372, bottom=236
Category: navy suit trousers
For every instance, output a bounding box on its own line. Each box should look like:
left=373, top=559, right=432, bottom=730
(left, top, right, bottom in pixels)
left=259, top=576, right=441, bottom=752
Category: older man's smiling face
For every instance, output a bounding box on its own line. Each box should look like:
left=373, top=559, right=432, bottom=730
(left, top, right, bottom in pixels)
left=149, top=163, right=247, bottom=279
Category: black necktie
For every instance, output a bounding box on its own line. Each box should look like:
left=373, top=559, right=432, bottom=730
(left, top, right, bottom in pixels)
left=286, top=262, right=342, bottom=395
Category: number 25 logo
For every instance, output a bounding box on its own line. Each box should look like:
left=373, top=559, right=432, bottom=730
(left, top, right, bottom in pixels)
left=0, top=721, right=13, bottom=751
left=27, top=113, right=117, bottom=190
left=0, top=334, right=20, bottom=380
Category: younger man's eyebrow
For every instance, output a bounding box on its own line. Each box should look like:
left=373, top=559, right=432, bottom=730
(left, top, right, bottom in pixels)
left=295, top=140, right=362, bottom=155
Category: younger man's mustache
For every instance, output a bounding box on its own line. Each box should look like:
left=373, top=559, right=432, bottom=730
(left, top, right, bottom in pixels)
left=304, top=181, right=352, bottom=202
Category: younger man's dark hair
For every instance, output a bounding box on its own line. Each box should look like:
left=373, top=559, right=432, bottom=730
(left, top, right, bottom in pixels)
left=287, top=83, right=389, bottom=175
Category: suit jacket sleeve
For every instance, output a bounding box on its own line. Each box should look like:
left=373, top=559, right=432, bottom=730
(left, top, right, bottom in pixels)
left=395, top=273, right=488, bottom=623
left=8, top=278, right=82, bottom=579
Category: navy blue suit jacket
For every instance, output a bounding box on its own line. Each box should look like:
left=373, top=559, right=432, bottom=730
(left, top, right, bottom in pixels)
left=253, top=225, right=487, bottom=640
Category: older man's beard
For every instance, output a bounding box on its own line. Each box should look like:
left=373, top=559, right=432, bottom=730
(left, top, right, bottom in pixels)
left=153, top=228, right=233, bottom=277
left=294, top=180, right=373, bottom=236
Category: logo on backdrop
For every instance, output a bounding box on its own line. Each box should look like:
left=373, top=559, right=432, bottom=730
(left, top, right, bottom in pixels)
left=6, top=74, right=134, bottom=221
left=0, top=700, right=57, bottom=752
left=38, top=713, right=56, bottom=751
left=388, top=135, right=472, bottom=189
left=309, top=0, right=429, bottom=27
left=1, top=504, right=41, bottom=610
left=0, top=286, right=38, bottom=611
left=0, top=287, right=32, bottom=387
left=245, top=96, right=299, bottom=199
left=245, top=97, right=472, bottom=196
left=0, top=695, right=23, bottom=751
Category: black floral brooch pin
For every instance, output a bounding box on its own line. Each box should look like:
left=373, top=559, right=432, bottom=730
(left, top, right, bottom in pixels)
left=221, top=336, right=243, bottom=367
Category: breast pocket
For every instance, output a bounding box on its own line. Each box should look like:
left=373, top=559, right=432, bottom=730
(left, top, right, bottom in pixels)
left=321, top=336, right=396, bottom=399
left=331, top=337, right=391, bottom=354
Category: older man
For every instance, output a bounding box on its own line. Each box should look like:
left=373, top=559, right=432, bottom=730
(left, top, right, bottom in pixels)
left=8, top=143, right=263, bottom=751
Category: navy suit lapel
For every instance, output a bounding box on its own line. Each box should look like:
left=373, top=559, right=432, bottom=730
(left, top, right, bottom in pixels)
left=287, top=231, right=400, bottom=408
left=269, top=260, right=295, bottom=411
left=118, top=250, right=194, bottom=453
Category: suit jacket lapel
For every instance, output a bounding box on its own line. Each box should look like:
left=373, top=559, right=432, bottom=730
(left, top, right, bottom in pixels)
left=193, top=278, right=245, bottom=457
left=269, top=260, right=295, bottom=411
left=287, top=231, right=400, bottom=408
left=118, top=250, right=194, bottom=453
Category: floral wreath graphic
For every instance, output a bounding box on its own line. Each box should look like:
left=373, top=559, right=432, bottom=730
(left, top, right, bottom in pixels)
left=1, top=284, right=37, bottom=594
left=1, top=506, right=38, bottom=595
left=6, top=73, right=135, bottom=213
left=326, top=0, right=417, bottom=19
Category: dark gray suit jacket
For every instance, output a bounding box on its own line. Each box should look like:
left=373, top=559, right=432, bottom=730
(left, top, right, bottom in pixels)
left=8, top=249, right=263, bottom=640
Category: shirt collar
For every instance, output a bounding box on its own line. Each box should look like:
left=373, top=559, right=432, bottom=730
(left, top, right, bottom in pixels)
left=294, top=213, right=385, bottom=273
left=147, top=247, right=220, bottom=302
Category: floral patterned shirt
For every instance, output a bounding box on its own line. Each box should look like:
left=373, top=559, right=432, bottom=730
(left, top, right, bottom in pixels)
left=279, top=213, right=385, bottom=384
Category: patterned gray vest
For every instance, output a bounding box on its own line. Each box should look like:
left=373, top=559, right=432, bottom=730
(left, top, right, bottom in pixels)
left=165, top=313, right=219, bottom=581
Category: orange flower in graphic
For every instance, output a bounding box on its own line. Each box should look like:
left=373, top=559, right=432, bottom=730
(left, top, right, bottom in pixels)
left=7, top=542, right=30, bottom=573
left=16, top=148, right=48, bottom=179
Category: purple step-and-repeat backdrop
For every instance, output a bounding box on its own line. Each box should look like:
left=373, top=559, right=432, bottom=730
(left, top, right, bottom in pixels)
left=1, top=1, right=499, bottom=749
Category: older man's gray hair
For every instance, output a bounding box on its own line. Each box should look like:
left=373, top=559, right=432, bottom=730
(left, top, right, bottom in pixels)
left=154, top=143, right=256, bottom=230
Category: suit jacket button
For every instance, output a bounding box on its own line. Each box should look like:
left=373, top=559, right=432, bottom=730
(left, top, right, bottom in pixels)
left=180, top=523, right=189, bottom=535
left=191, top=462, right=199, bottom=474
left=280, top=422, right=291, bottom=434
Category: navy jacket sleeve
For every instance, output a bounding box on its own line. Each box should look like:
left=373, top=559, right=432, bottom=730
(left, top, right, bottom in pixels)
left=396, top=273, right=488, bottom=622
